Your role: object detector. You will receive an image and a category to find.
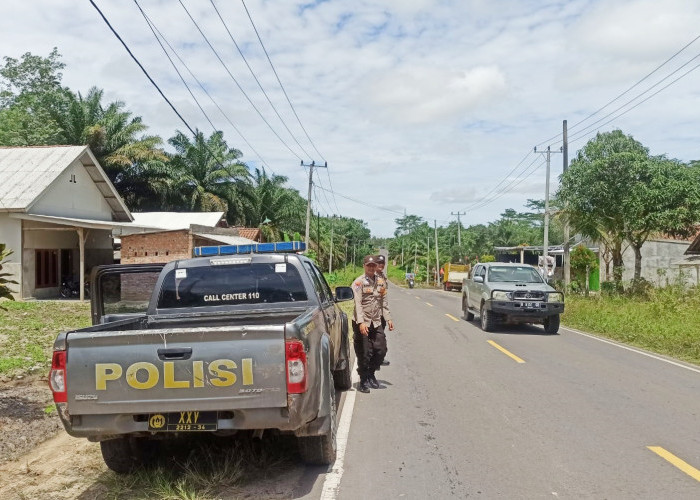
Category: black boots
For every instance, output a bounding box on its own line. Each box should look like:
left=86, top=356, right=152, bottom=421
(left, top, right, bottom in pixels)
left=368, top=374, right=381, bottom=389
left=358, top=378, right=371, bottom=393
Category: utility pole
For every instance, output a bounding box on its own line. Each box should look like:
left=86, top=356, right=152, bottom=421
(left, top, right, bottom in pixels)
left=329, top=216, right=334, bottom=273
left=301, top=160, right=327, bottom=251
left=562, top=120, right=570, bottom=288
left=534, top=145, right=562, bottom=280
left=426, top=236, right=430, bottom=285
left=345, top=239, right=349, bottom=268
left=414, top=243, right=417, bottom=274
left=317, top=211, right=320, bottom=255
left=451, top=211, right=465, bottom=246
left=434, top=220, right=440, bottom=288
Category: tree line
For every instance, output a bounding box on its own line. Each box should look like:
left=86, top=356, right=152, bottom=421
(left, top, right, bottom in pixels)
left=0, top=48, right=374, bottom=268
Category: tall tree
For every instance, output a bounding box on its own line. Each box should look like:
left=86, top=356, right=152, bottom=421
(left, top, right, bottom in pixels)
left=52, top=86, right=167, bottom=197
left=244, top=167, right=306, bottom=240
left=167, top=130, right=250, bottom=222
left=557, top=130, right=700, bottom=283
left=0, top=48, right=70, bottom=145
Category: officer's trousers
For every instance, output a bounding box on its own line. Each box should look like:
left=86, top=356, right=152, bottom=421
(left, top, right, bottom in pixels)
left=352, top=321, right=386, bottom=379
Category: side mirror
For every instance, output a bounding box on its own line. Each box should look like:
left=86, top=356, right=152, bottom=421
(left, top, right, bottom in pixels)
left=334, top=286, right=354, bottom=302
left=474, top=276, right=484, bottom=283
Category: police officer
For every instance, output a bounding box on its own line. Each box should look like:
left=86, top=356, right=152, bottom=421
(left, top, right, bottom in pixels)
left=375, top=254, right=394, bottom=367
left=351, top=255, right=387, bottom=393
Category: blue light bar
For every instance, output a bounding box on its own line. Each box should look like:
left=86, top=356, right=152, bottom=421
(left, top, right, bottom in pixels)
left=193, top=241, right=306, bottom=257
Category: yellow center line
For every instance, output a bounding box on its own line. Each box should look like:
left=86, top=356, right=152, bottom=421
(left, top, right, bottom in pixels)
left=648, top=446, right=700, bottom=482
left=445, top=313, right=460, bottom=322
left=415, top=296, right=421, bottom=299
left=426, top=302, right=434, bottom=307
left=487, top=340, right=526, bottom=363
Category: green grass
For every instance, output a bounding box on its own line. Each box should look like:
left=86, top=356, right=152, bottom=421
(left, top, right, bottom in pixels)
left=96, top=435, right=296, bottom=500
left=562, top=286, right=700, bottom=365
left=0, top=300, right=91, bottom=376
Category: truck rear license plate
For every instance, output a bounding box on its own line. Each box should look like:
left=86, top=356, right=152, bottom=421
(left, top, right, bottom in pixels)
left=148, top=411, right=218, bottom=431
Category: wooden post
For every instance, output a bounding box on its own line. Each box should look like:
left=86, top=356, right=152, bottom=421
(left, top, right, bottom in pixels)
left=78, top=227, right=85, bottom=301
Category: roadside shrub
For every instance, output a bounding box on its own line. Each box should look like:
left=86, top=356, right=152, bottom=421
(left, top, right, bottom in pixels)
left=0, top=243, right=18, bottom=309
left=600, top=281, right=619, bottom=296
left=625, top=277, right=654, bottom=299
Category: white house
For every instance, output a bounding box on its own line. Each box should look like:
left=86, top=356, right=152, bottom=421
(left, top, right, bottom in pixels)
left=0, top=146, right=132, bottom=299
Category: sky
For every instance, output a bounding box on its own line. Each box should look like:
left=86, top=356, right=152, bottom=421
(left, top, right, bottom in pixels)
left=1, top=0, right=699, bottom=237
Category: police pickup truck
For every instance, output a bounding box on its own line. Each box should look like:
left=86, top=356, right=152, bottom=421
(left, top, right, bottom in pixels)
left=48, top=242, right=353, bottom=472
left=461, top=262, right=564, bottom=334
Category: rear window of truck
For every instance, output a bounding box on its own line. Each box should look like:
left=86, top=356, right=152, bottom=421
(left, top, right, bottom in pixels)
left=157, top=263, right=308, bottom=309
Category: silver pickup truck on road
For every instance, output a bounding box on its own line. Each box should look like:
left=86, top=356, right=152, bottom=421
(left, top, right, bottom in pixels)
left=461, top=262, right=564, bottom=334
left=48, top=243, right=353, bottom=472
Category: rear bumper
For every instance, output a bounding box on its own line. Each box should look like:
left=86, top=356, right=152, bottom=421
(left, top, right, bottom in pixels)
left=485, top=300, right=564, bottom=319
left=57, top=392, right=328, bottom=441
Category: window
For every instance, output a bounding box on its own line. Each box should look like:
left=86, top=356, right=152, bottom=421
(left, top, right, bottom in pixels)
left=157, top=263, right=308, bottom=309
left=35, top=249, right=58, bottom=288
left=304, top=262, right=329, bottom=303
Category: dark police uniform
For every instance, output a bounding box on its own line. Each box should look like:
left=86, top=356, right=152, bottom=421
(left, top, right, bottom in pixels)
left=352, top=256, right=387, bottom=392
left=375, top=254, right=392, bottom=366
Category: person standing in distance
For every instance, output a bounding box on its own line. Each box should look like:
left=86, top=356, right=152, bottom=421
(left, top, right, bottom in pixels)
left=351, top=255, right=387, bottom=393
left=375, top=254, right=394, bottom=367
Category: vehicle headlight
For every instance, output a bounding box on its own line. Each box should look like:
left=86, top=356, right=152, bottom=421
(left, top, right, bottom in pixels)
left=547, top=292, right=564, bottom=303
left=492, top=291, right=512, bottom=301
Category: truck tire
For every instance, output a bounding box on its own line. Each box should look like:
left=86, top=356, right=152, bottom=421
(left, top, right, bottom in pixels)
left=100, top=437, right=158, bottom=474
left=462, top=296, right=474, bottom=321
left=299, top=365, right=337, bottom=465
left=333, top=332, right=352, bottom=391
left=443, top=282, right=448, bottom=291
left=543, top=314, right=560, bottom=334
left=480, top=303, right=495, bottom=332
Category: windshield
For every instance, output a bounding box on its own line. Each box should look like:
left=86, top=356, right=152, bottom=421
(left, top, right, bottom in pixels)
left=157, top=263, right=308, bottom=309
left=487, top=266, right=543, bottom=283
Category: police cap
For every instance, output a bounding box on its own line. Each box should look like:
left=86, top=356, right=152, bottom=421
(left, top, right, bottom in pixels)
left=363, top=255, right=378, bottom=265
left=376, top=254, right=386, bottom=264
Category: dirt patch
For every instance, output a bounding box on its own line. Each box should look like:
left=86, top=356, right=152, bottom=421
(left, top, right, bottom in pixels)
left=0, top=376, right=62, bottom=463
left=0, top=377, right=321, bottom=499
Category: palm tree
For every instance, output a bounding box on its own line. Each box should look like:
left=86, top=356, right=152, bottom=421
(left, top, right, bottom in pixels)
left=167, top=130, right=250, bottom=222
left=243, top=167, right=305, bottom=240
left=53, top=87, right=168, bottom=205
left=0, top=244, right=18, bottom=308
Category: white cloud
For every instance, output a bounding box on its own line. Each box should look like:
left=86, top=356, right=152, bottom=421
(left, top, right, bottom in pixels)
left=1, top=0, right=699, bottom=237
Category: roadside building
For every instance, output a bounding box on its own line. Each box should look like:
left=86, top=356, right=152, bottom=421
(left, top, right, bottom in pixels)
left=0, top=146, right=132, bottom=299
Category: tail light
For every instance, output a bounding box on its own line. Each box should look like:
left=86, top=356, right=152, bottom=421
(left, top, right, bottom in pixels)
left=49, top=351, right=67, bottom=403
left=285, top=340, right=307, bottom=394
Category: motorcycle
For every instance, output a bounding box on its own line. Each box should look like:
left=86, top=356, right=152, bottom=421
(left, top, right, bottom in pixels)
left=60, top=276, right=90, bottom=299
left=408, top=277, right=415, bottom=289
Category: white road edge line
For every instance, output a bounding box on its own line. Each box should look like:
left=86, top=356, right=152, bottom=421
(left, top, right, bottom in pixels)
left=320, top=359, right=359, bottom=499
left=562, top=326, right=700, bottom=375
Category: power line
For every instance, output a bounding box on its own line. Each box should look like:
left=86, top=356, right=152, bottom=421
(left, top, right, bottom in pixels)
left=88, top=0, right=196, bottom=137
left=240, top=0, right=342, bottom=215
left=535, top=33, right=700, bottom=149
left=133, top=0, right=219, bottom=134
left=133, top=1, right=273, bottom=170
left=208, top=0, right=313, bottom=160
left=177, top=0, right=304, bottom=161
left=568, top=55, right=700, bottom=144
left=569, top=60, right=700, bottom=146
left=240, top=0, right=326, bottom=163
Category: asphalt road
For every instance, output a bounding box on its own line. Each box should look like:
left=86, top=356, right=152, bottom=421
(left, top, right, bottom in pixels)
left=331, top=286, right=700, bottom=499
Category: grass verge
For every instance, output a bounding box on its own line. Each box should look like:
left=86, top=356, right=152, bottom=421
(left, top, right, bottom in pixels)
left=96, top=434, right=297, bottom=500
left=0, top=300, right=90, bottom=377
left=562, top=287, right=700, bottom=365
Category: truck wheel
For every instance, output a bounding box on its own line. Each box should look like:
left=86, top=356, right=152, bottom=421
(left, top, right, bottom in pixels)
left=100, top=437, right=158, bottom=474
left=443, top=282, right=447, bottom=291
left=480, top=303, right=495, bottom=332
left=543, top=314, right=560, bottom=334
left=299, top=366, right=337, bottom=465
left=333, top=332, right=352, bottom=391
left=462, top=296, right=474, bottom=321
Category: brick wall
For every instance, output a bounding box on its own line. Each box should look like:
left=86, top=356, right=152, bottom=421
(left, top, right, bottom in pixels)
left=121, top=230, right=191, bottom=264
